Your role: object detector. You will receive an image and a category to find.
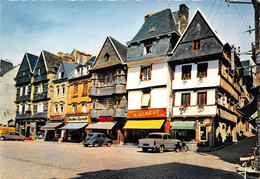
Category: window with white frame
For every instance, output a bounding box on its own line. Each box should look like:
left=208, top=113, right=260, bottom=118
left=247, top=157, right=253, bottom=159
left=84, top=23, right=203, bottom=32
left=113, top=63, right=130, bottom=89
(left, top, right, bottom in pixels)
left=140, top=66, right=151, bottom=81
left=73, top=104, right=77, bottom=113
left=20, top=87, right=23, bottom=96
left=62, top=85, right=65, bottom=96
left=82, top=103, right=87, bottom=113
left=38, top=83, right=43, bottom=93
left=60, top=104, right=64, bottom=113
left=54, top=104, right=58, bottom=113
left=25, top=86, right=28, bottom=95
left=141, top=90, right=151, bottom=108
left=38, top=102, right=44, bottom=112
left=19, top=104, right=23, bottom=114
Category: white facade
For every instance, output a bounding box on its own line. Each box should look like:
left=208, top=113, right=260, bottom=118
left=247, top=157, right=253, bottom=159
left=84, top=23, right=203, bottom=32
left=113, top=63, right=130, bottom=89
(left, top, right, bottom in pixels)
left=172, top=60, right=219, bottom=117
left=172, top=60, right=219, bottom=90
left=0, top=65, right=20, bottom=125
left=127, top=61, right=173, bottom=116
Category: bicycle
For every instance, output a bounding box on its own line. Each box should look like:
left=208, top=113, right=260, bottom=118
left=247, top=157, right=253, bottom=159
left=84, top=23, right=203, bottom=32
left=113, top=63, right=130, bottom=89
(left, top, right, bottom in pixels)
left=175, top=141, right=188, bottom=152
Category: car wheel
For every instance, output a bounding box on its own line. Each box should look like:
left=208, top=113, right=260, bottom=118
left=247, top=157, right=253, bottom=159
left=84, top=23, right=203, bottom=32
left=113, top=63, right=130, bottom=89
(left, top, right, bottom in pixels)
left=142, top=148, right=148, bottom=152
left=84, top=144, right=89, bottom=147
left=107, top=142, right=112, bottom=147
left=181, top=145, right=188, bottom=152
left=93, top=142, right=99, bottom=147
left=0, top=137, right=5, bottom=141
left=159, top=145, right=164, bottom=153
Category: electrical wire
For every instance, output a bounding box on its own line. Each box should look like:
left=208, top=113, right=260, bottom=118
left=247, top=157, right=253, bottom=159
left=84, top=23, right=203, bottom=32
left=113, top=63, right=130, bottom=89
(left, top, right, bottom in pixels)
left=234, top=4, right=250, bottom=29
left=207, top=0, right=217, bottom=19
left=211, top=0, right=224, bottom=23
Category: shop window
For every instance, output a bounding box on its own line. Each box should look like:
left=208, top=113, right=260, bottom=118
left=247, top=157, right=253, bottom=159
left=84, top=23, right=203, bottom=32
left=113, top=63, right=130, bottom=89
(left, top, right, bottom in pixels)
left=140, top=66, right=151, bottom=81
left=73, top=84, right=78, bottom=97
left=199, top=125, right=207, bottom=142
left=181, top=93, right=190, bottom=106
left=182, top=65, right=191, bottom=80
left=82, top=82, right=88, bottom=96
left=104, top=53, right=110, bottom=62
left=197, top=92, right=207, bottom=106
left=197, top=63, right=208, bottom=78
left=56, top=86, right=60, bottom=97
left=141, top=90, right=150, bottom=108
left=192, top=40, right=201, bottom=51
left=171, top=130, right=195, bottom=141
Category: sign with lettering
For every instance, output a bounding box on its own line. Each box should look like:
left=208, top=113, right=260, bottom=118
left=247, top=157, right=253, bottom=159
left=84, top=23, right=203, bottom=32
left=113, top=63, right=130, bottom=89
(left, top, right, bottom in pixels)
left=127, top=108, right=166, bottom=119
left=100, top=116, right=113, bottom=122
left=203, top=119, right=212, bottom=126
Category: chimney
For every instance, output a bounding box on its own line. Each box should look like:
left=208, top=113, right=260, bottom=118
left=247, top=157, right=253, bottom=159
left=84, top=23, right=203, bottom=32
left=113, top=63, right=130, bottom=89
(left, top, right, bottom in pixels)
left=178, top=4, right=189, bottom=34
left=144, top=13, right=151, bottom=23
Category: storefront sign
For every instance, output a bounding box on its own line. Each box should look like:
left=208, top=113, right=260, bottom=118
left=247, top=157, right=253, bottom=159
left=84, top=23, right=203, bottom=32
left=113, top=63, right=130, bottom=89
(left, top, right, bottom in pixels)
left=100, top=116, right=113, bottom=122
left=203, top=119, right=212, bottom=126
left=127, top=108, right=166, bottom=119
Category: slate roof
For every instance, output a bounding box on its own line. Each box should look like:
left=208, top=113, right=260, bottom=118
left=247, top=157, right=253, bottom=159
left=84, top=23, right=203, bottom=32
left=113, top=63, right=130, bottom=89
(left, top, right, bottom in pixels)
left=84, top=56, right=96, bottom=66
left=26, top=53, right=38, bottom=72
left=109, top=37, right=127, bottom=63
left=0, top=60, right=13, bottom=76
left=62, top=61, right=77, bottom=77
left=129, top=8, right=178, bottom=43
left=169, top=9, right=227, bottom=62
left=42, top=50, right=62, bottom=73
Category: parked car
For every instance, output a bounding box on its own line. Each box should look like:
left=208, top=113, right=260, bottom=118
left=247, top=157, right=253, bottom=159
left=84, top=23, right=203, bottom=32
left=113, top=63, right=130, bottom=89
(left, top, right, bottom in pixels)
left=138, top=132, right=180, bottom=153
left=82, top=132, right=112, bottom=147
left=0, top=132, right=26, bottom=141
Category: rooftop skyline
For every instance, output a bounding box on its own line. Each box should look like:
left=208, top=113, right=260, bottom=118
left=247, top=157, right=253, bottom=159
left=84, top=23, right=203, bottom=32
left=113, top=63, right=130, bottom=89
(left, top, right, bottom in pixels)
left=0, top=0, right=254, bottom=65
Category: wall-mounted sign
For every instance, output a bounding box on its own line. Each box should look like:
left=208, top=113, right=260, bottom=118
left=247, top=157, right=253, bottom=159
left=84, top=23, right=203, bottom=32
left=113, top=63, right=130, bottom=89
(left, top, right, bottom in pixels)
left=100, top=116, right=113, bottom=122
left=203, top=119, right=212, bottom=126
left=127, top=108, right=166, bottom=119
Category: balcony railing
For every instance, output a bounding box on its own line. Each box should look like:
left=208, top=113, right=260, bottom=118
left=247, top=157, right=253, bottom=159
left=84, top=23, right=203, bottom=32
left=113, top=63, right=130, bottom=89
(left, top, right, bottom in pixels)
left=89, top=84, right=126, bottom=97
left=16, top=95, right=31, bottom=103
left=90, top=108, right=126, bottom=118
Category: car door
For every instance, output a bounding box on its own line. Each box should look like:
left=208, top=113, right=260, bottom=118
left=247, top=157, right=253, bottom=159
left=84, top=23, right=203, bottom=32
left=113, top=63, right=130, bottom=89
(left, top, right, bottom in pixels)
left=8, top=132, right=15, bottom=140
left=97, top=134, right=102, bottom=145
left=15, top=133, right=21, bottom=140
left=163, top=135, right=170, bottom=149
left=167, top=135, right=176, bottom=149
left=101, top=134, right=106, bottom=144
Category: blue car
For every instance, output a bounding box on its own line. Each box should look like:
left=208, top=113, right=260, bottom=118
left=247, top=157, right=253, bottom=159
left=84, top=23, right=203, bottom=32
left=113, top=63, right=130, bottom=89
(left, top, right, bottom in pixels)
left=82, top=132, right=112, bottom=147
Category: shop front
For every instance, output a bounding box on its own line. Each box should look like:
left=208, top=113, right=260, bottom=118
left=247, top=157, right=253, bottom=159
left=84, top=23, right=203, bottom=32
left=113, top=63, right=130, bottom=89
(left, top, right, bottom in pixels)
left=16, top=118, right=46, bottom=138
left=124, top=108, right=167, bottom=144
left=87, top=116, right=125, bottom=144
left=170, top=117, right=215, bottom=148
left=60, top=116, right=88, bottom=142
left=41, top=121, right=64, bottom=141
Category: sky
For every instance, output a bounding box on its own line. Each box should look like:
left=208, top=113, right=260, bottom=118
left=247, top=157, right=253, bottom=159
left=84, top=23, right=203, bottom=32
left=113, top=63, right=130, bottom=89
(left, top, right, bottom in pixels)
left=0, top=0, right=255, bottom=66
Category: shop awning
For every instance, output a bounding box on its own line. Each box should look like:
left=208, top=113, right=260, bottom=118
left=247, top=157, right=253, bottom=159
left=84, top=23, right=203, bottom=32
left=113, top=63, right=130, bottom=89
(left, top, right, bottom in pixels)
left=123, top=120, right=164, bottom=129
left=41, top=122, right=64, bottom=130
left=60, top=123, right=87, bottom=130
left=86, top=122, right=117, bottom=130
left=171, top=121, right=196, bottom=130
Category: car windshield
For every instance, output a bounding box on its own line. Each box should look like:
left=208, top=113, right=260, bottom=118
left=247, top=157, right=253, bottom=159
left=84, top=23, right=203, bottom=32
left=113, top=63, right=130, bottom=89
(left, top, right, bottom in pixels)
left=147, top=134, right=162, bottom=139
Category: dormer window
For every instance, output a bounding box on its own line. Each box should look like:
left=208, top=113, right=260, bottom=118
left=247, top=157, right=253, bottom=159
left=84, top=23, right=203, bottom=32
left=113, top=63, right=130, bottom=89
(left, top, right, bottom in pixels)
left=60, top=72, right=65, bottom=78
left=144, top=44, right=152, bottom=54
left=149, top=27, right=156, bottom=33
left=104, top=53, right=110, bottom=62
left=192, top=40, right=201, bottom=51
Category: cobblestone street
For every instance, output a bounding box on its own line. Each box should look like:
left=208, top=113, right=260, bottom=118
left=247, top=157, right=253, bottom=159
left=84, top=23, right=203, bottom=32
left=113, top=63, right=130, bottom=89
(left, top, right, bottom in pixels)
left=0, top=139, right=248, bottom=179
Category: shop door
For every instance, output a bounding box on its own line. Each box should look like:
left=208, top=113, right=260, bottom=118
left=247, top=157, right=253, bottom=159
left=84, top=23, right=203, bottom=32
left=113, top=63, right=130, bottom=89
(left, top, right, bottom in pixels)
left=199, top=125, right=207, bottom=142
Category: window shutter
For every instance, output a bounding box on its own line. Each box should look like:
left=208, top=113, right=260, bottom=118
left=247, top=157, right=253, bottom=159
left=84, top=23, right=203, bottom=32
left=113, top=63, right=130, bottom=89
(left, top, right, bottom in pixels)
left=141, top=93, right=150, bottom=107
